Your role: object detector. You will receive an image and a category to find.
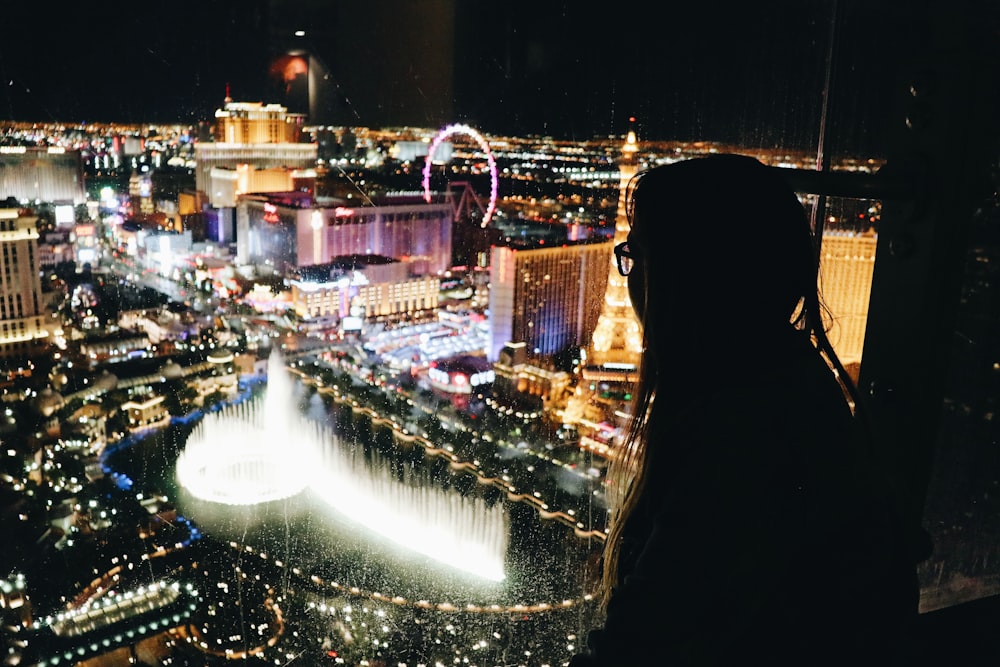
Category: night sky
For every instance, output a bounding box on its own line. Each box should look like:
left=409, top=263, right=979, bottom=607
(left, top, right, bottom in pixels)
left=0, top=1, right=933, bottom=155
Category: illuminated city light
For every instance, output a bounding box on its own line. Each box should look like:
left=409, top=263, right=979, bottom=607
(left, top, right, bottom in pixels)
left=177, top=350, right=509, bottom=581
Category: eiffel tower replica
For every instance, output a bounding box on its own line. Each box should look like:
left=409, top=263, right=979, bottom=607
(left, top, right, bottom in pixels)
left=563, top=124, right=643, bottom=451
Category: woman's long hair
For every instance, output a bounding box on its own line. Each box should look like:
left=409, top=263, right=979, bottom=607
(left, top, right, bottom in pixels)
left=599, top=155, right=860, bottom=608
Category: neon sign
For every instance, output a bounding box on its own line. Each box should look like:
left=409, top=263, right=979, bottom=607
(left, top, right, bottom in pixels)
left=263, top=203, right=280, bottom=224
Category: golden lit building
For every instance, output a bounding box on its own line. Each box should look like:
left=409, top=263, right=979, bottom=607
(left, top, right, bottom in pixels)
left=0, top=209, right=52, bottom=360
left=195, top=99, right=316, bottom=212
left=585, top=127, right=643, bottom=369
left=563, top=128, right=643, bottom=431
left=214, top=101, right=305, bottom=144
left=207, top=164, right=312, bottom=209
left=819, top=229, right=878, bottom=369
left=493, top=342, right=573, bottom=414
left=121, top=394, right=170, bottom=431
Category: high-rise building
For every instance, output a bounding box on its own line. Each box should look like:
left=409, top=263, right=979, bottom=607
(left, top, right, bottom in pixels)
left=213, top=100, right=305, bottom=145
left=819, top=229, right=878, bottom=370
left=487, top=239, right=612, bottom=361
left=194, top=99, right=317, bottom=236
left=0, top=147, right=86, bottom=205
left=0, top=210, right=51, bottom=360
left=236, top=191, right=454, bottom=276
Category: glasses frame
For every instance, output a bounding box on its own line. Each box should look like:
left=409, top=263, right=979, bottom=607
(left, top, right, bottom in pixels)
left=614, top=241, right=634, bottom=277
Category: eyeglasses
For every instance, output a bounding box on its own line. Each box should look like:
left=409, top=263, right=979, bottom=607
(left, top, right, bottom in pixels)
left=614, top=241, right=635, bottom=276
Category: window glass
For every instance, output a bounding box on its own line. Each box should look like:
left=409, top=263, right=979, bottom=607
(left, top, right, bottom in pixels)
left=919, top=172, right=1000, bottom=611
left=810, top=195, right=882, bottom=382
left=1, top=2, right=974, bottom=666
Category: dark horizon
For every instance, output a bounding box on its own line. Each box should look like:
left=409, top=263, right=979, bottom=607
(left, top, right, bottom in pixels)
left=0, top=1, right=913, bottom=155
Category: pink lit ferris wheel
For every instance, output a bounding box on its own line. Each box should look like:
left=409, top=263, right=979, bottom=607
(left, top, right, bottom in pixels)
left=421, top=123, right=499, bottom=228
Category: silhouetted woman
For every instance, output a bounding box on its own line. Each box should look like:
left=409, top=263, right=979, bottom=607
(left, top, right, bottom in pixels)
left=570, top=155, right=918, bottom=666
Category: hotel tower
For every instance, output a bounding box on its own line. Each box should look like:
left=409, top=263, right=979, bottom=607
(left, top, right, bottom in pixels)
left=0, top=209, right=50, bottom=360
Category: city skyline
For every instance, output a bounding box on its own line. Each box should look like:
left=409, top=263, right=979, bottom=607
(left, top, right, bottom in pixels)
left=0, top=2, right=997, bottom=663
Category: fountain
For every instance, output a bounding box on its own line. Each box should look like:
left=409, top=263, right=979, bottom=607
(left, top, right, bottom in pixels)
left=175, top=349, right=510, bottom=581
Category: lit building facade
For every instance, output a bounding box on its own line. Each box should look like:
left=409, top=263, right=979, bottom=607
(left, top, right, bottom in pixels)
left=213, top=101, right=305, bottom=144
left=819, top=229, right=878, bottom=368
left=563, top=127, right=644, bottom=436
left=36, top=240, right=74, bottom=269
left=585, top=129, right=643, bottom=369
left=194, top=100, right=316, bottom=216
left=190, top=351, right=239, bottom=404
left=140, top=230, right=194, bottom=277
left=289, top=255, right=440, bottom=328
left=72, top=222, right=98, bottom=266
left=0, top=210, right=51, bottom=359
left=78, top=332, right=151, bottom=367
left=128, top=170, right=154, bottom=215
left=121, top=394, right=170, bottom=431
left=488, top=239, right=612, bottom=361
left=0, top=147, right=86, bottom=205
left=207, top=164, right=314, bottom=209
left=236, top=192, right=453, bottom=276
left=492, top=342, right=572, bottom=414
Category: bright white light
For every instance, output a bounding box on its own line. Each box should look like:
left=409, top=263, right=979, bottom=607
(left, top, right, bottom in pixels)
left=310, top=436, right=507, bottom=582
left=176, top=350, right=508, bottom=581
left=158, top=235, right=172, bottom=271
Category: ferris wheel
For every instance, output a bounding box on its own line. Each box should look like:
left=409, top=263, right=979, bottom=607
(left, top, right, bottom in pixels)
left=421, top=123, right=499, bottom=228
